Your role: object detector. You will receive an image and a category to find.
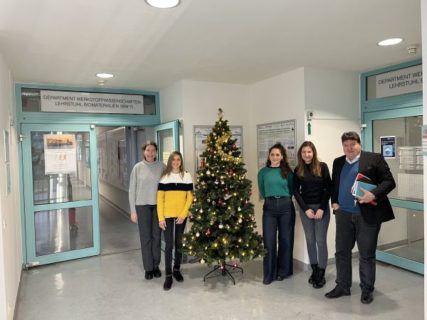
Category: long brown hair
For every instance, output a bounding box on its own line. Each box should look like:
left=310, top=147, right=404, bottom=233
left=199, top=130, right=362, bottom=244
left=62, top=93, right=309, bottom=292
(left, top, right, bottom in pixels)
left=295, top=141, right=321, bottom=177
left=266, top=143, right=291, bottom=178
left=161, top=151, right=185, bottom=178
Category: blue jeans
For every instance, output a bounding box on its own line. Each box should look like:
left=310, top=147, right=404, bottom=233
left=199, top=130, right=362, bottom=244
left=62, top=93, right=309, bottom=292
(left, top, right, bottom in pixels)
left=334, top=209, right=381, bottom=292
left=262, top=197, right=295, bottom=282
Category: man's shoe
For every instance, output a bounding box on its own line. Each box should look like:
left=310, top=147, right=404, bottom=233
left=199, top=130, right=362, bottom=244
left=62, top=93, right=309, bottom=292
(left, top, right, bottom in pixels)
left=145, top=271, right=153, bottom=280
left=276, top=275, right=285, bottom=281
left=361, top=291, right=374, bottom=304
left=153, top=268, right=162, bottom=278
left=163, top=275, right=173, bottom=291
left=263, top=278, right=273, bottom=285
left=325, top=286, right=350, bottom=299
left=172, top=269, right=184, bottom=282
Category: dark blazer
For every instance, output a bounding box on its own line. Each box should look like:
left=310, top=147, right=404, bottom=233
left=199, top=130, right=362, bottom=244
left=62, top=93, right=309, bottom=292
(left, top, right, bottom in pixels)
left=331, top=151, right=396, bottom=225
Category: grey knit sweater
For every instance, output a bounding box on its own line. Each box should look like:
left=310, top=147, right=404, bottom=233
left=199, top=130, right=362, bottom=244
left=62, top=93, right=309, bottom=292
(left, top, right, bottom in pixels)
left=128, top=160, right=165, bottom=213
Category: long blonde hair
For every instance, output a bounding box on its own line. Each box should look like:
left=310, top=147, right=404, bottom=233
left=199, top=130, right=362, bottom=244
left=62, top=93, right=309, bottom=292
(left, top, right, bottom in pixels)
left=161, top=151, right=185, bottom=178
left=295, top=141, right=321, bottom=177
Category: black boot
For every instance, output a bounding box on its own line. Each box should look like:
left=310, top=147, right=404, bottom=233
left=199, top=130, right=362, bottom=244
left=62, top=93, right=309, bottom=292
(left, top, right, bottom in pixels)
left=308, top=264, right=318, bottom=284
left=163, top=275, right=173, bottom=291
left=173, top=267, right=184, bottom=282
left=313, top=268, right=326, bottom=289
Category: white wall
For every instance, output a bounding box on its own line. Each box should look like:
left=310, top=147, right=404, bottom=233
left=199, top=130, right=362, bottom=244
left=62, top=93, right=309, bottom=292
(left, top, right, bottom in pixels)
left=0, top=51, right=21, bottom=320
left=304, top=67, right=360, bottom=260
left=248, top=68, right=307, bottom=262
left=160, top=67, right=360, bottom=266
left=161, top=80, right=252, bottom=176
left=421, top=0, right=427, bottom=317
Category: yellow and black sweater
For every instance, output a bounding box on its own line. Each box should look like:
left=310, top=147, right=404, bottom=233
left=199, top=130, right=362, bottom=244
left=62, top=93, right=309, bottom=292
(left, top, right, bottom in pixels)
left=157, top=171, right=193, bottom=221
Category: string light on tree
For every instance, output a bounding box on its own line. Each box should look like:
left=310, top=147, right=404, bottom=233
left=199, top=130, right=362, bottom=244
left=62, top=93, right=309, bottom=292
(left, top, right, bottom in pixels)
left=182, top=108, right=264, bottom=284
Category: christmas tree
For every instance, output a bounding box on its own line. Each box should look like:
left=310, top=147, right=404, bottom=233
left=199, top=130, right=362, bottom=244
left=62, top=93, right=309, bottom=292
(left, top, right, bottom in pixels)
left=182, top=109, right=264, bottom=271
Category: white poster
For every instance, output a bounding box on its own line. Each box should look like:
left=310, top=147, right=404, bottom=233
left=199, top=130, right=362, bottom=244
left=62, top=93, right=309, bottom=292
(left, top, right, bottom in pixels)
left=257, top=120, right=297, bottom=170
left=40, top=90, right=145, bottom=114
left=44, top=134, right=77, bottom=174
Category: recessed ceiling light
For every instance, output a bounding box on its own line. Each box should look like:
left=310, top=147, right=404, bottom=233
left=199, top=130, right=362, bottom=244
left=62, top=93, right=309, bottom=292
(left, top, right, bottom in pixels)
left=96, top=73, right=114, bottom=79
left=377, top=38, right=404, bottom=46
left=145, top=0, right=180, bottom=9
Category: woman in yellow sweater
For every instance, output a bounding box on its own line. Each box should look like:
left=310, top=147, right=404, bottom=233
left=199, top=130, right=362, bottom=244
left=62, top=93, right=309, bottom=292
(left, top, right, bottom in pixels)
left=157, top=151, right=193, bottom=291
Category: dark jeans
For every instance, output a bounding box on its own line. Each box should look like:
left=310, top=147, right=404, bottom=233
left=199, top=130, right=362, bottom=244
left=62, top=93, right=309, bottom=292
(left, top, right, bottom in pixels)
left=334, top=209, right=381, bottom=292
left=136, top=205, right=161, bottom=272
left=299, top=204, right=330, bottom=269
left=164, top=217, right=187, bottom=275
left=262, top=197, right=295, bottom=282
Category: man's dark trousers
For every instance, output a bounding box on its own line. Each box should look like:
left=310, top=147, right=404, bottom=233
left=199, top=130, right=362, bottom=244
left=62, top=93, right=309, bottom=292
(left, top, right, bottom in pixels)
left=335, top=209, right=381, bottom=293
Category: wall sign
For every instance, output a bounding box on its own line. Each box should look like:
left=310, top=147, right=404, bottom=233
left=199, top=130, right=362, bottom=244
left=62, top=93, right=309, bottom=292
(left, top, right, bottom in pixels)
left=373, top=64, right=422, bottom=99
left=40, top=90, right=145, bottom=114
left=257, top=120, right=297, bottom=170
left=380, top=136, right=396, bottom=159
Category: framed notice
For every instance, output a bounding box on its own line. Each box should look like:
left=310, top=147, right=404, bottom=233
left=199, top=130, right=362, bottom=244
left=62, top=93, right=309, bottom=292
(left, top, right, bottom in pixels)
left=43, top=134, right=77, bottom=174
left=257, top=120, right=297, bottom=170
left=380, top=136, right=396, bottom=159
left=194, top=125, right=243, bottom=172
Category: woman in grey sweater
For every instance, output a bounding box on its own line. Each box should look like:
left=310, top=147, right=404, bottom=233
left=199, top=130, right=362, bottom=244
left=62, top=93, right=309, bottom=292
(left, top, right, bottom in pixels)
left=129, top=141, right=165, bottom=280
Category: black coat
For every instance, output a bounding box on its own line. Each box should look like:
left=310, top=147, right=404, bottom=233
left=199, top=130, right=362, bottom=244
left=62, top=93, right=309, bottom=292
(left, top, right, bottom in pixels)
left=331, top=151, right=396, bottom=225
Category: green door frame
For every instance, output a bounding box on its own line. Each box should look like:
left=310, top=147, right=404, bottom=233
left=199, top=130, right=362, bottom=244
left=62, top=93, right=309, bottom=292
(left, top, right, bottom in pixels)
left=21, top=123, right=100, bottom=266
left=361, top=60, right=423, bottom=275
left=16, top=83, right=166, bottom=267
left=154, top=120, right=180, bottom=162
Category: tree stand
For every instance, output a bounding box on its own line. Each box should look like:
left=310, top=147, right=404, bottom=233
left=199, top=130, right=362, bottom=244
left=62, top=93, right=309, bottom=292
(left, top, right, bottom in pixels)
left=203, top=263, right=243, bottom=285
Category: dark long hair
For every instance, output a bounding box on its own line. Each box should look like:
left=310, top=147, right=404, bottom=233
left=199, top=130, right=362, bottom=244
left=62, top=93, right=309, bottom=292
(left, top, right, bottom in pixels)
left=295, top=141, right=321, bottom=177
left=161, top=151, right=184, bottom=178
left=266, top=143, right=291, bottom=178
left=142, top=141, right=158, bottom=161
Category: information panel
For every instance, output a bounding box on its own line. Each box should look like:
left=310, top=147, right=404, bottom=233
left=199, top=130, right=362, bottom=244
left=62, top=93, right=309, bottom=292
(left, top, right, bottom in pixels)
left=257, top=120, right=297, bottom=170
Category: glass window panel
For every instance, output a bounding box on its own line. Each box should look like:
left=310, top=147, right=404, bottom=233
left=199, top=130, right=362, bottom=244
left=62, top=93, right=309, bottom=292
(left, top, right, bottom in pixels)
left=378, top=207, right=423, bottom=264
left=372, top=116, right=423, bottom=202
left=31, top=131, right=92, bottom=204
left=34, top=207, right=93, bottom=256
left=158, top=128, right=174, bottom=164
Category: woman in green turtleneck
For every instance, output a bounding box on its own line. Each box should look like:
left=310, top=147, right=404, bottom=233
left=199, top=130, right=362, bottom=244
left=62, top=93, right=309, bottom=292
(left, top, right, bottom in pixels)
left=257, top=143, right=295, bottom=285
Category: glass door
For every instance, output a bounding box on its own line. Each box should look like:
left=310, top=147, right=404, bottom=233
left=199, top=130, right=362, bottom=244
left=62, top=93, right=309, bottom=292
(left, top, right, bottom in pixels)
left=21, top=124, right=99, bottom=266
left=364, top=106, right=423, bottom=274
left=154, top=120, right=180, bottom=164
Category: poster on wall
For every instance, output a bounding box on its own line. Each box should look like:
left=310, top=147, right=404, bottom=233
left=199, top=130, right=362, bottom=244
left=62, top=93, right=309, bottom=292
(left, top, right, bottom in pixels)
left=97, top=127, right=129, bottom=191
left=194, top=125, right=243, bottom=172
left=257, top=120, right=297, bottom=170
left=380, top=136, right=396, bottom=159
left=43, top=134, right=77, bottom=174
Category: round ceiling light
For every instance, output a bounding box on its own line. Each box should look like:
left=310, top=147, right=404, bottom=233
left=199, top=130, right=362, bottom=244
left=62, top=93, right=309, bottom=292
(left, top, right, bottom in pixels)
left=145, top=0, right=180, bottom=9
left=377, top=38, right=404, bottom=46
left=96, top=73, right=114, bottom=79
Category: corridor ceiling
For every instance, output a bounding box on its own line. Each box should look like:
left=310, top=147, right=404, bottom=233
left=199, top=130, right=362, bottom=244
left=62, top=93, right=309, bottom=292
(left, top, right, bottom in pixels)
left=0, top=0, right=421, bottom=90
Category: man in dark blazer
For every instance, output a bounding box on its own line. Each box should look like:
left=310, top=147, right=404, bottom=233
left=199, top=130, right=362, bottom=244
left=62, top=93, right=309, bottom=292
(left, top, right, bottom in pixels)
left=325, top=131, right=395, bottom=304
